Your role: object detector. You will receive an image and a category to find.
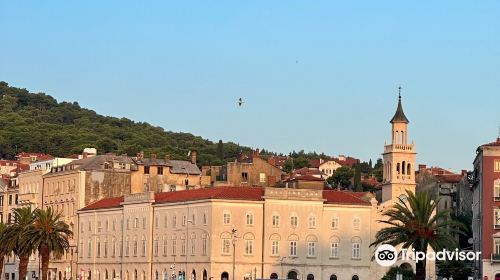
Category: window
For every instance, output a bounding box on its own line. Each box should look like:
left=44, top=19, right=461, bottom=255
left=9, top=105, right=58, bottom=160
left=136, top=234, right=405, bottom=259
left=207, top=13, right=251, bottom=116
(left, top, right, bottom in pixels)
left=352, top=242, right=361, bottom=259
left=120, top=239, right=123, bottom=257
left=495, top=160, right=500, bottom=172
left=172, top=239, right=177, bottom=255
left=142, top=238, right=146, bottom=256
left=157, top=167, right=163, bottom=175
left=134, top=218, right=138, bottom=228
left=271, top=241, right=279, bottom=256
left=164, top=215, right=168, bottom=228
left=272, top=214, right=280, bottom=227
left=111, top=239, right=116, bottom=257
left=155, top=217, right=159, bottom=228
left=353, top=218, right=360, bottom=230
left=203, top=212, right=208, bottom=225
left=330, top=242, right=339, bottom=258
left=496, top=182, right=500, bottom=201
left=182, top=215, right=187, bottom=226
left=307, top=241, right=316, bottom=257
left=163, top=237, right=168, bottom=256
left=88, top=239, right=92, bottom=257
left=173, top=215, right=177, bottom=227
left=125, top=239, right=130, bottom=256
left=223, top=212, right=231, bottom=225
left=259, top=173, right=266, bottom=183
left=79, top=240, right=84, bottom=258
left=289, top=241, right=297, bottom=256
left=202, top=238, right=207, bottom=256
left=495, top=238, right=500, bottom=255
left=191, top=239, right=195, bottom=255
left=181, top=239, right=186, bottom=255
left=241, top=172, right=248, bottom=182
left=308, top=215, right=316, bottom=228
left=245, top=240, right=253, bottom=255
left=142, top=218, right=146, bottom=229
left=154, top=239, right=159, bottom=256
left=133, top=240, right=138, bottom=256
left=246, top=213, right=254, bottom=225
left=222, top=239, right=231, bottom=255
left=104, top=239, right=108, bottom=257
left=286, top=215, right=296, bottom=229
left=144, top=166, right=150, bottom=174
left=331, top=217, right=339, bottom=229
left=494, top=209, right=500, bottom=228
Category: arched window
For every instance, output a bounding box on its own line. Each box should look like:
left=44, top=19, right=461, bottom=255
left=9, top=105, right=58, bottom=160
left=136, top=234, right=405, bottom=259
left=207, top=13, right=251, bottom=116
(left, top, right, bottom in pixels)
left=351, top=237, right=362, bottom=259
left=352, top=276, right=359, bottom=280
left=155, top=271, right=159, bottom=280
left=330, top=275, right=337, bottom=280
left=270, top=274, right=278, bottom=279
left=134, top=270, right=138, bottom=280
left=287, top=271, right=298, bottom=280
left=307, top=274, right=314, bottom=280
left=203, top=270, right=207, bottom=280
left=402, top=161, right=406, bottom=175
left=407, top=163, right=411, bottom=175
left=221, top=272, right=229, bottom=280
left=223, top=211, right=231, bottom=225
left=396, top=163, right=400, bottom=174
left=105, top=270, right=109, bottom=280
left=112, top=270, right=116, bottom=279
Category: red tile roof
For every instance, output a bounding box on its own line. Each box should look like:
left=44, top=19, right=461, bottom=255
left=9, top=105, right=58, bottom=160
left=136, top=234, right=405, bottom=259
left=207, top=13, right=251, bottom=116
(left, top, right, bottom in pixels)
left=323, top=190, right=372, bottom=205
left=285, top=174, right=325, bottom=182
left=81, top=196, right=125, bottom=211
left=81, top=186, right=372, bottom=211
left=481, top=137, right=500, bottom=147
left=154, top=186, right=265, bottom=203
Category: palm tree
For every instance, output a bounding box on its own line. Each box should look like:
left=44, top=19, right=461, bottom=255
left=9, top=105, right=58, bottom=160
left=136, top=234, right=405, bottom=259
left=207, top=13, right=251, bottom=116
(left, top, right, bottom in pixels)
left=0, top=207, right=36, bottom=280
left=0, top=222, right=9, bottom=280
left=22, top=207, right=72, bottom=280
left=370, top=190, right=465, bottom=280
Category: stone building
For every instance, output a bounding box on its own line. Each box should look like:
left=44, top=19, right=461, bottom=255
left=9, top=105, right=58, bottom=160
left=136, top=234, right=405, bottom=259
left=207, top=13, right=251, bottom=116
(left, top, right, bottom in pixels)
left=202, top=150, right=283, bottom=188
left=42, top=153, right=136, bottom=280
left=131, top=151, right=207, bottom=194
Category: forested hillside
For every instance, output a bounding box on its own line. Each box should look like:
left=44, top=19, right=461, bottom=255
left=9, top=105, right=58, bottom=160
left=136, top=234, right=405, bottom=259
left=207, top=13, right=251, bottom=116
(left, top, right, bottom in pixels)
left=0, top=81, right=251, bottom=165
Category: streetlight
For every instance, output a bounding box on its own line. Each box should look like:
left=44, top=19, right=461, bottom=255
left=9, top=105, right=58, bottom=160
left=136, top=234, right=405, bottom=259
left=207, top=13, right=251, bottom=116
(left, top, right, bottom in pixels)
left=231, top=228, right=237, bottom=280
left=170, top=264, right=176, bottom=280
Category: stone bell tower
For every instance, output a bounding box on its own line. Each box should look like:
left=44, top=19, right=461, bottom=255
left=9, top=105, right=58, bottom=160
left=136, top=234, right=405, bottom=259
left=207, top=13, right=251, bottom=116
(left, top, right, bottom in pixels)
left=381, top=88, right=416, bottom=203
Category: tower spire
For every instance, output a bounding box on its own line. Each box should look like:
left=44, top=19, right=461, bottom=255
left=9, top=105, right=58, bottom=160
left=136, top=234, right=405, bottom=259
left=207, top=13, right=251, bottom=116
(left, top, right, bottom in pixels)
left=390, top=86, right=409, bottom=124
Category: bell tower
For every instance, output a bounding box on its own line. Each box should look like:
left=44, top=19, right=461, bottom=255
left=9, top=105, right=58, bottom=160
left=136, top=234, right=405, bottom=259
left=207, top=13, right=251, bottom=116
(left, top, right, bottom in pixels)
left=381, top=87, right=416, bottom=203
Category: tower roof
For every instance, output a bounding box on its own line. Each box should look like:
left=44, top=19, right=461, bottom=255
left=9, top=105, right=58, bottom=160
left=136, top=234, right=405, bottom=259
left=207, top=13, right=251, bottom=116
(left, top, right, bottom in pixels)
left=390, top=93, right=409, bottom=124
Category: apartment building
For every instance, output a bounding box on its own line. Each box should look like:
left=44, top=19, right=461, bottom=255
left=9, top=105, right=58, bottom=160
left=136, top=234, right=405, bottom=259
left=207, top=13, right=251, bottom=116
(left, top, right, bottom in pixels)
left=472, top=136, right=500, bottom=279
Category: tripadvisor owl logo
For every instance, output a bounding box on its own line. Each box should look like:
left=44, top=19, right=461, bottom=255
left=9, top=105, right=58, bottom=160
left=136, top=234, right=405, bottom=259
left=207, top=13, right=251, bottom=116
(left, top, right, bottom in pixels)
left=374, top=244, right=482, bottom=267
left=375, top=244, right=398, bottom=267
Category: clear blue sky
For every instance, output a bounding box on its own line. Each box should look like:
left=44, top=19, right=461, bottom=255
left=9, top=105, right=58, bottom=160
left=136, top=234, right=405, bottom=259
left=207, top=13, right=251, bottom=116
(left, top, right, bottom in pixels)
left=1, top=1, right=499, bottom=171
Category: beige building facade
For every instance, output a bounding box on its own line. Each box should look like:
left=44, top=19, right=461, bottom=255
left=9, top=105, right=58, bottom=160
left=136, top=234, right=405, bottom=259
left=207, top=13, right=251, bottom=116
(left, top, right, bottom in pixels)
left=78, top=187, right=383, bottom=280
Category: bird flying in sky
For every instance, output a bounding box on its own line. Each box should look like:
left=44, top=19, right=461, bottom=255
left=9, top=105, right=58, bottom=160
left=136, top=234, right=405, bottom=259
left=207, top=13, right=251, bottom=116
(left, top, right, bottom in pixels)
left=238, top=97, right=244, bottom=107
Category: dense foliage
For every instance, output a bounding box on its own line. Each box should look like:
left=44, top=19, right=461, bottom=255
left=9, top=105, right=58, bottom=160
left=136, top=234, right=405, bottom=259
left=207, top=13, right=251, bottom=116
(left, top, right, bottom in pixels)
left=0, top=82, right=251, bottom=165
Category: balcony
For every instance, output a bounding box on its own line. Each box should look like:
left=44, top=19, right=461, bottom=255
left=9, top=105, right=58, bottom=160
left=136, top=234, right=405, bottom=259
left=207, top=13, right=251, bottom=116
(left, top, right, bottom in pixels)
left=384, top=144, right=414, bottom=153
left=495, top=196, right=500, bottom=202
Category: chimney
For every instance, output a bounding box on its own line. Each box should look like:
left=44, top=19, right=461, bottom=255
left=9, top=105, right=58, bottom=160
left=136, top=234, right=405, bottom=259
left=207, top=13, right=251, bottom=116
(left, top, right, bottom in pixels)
left=82, top=147, right=97, bottom=159
left=164, top=154, right=171, bottom=161
left=137, top=151, right=144, bottom=159
left=253, top=149, right=260, bottom=158
left=418, top=164, right=427, bottom=172
left=461, top=169, right=468, bottom=176
left=151, top=154, right=157, bottom=160
left=189, top=150, right=197, bottom=164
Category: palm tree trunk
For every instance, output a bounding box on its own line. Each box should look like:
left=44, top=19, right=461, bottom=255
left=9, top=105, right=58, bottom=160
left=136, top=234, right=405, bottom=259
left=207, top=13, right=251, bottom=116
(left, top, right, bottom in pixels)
left=415, top=260, right=426, bottom=280
left=40, top=245, right=50, bottom=280
left=18, top=254, right=29, bottom=280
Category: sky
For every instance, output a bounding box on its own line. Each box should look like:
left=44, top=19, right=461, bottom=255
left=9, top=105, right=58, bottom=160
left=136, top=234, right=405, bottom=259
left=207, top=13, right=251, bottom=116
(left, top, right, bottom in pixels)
left=1, top=1, right=499, bottom=171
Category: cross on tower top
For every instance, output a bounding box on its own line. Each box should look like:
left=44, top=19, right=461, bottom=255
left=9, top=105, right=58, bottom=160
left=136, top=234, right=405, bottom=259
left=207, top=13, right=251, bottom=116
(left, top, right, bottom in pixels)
left=398, top=85, right=402, bottom=98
